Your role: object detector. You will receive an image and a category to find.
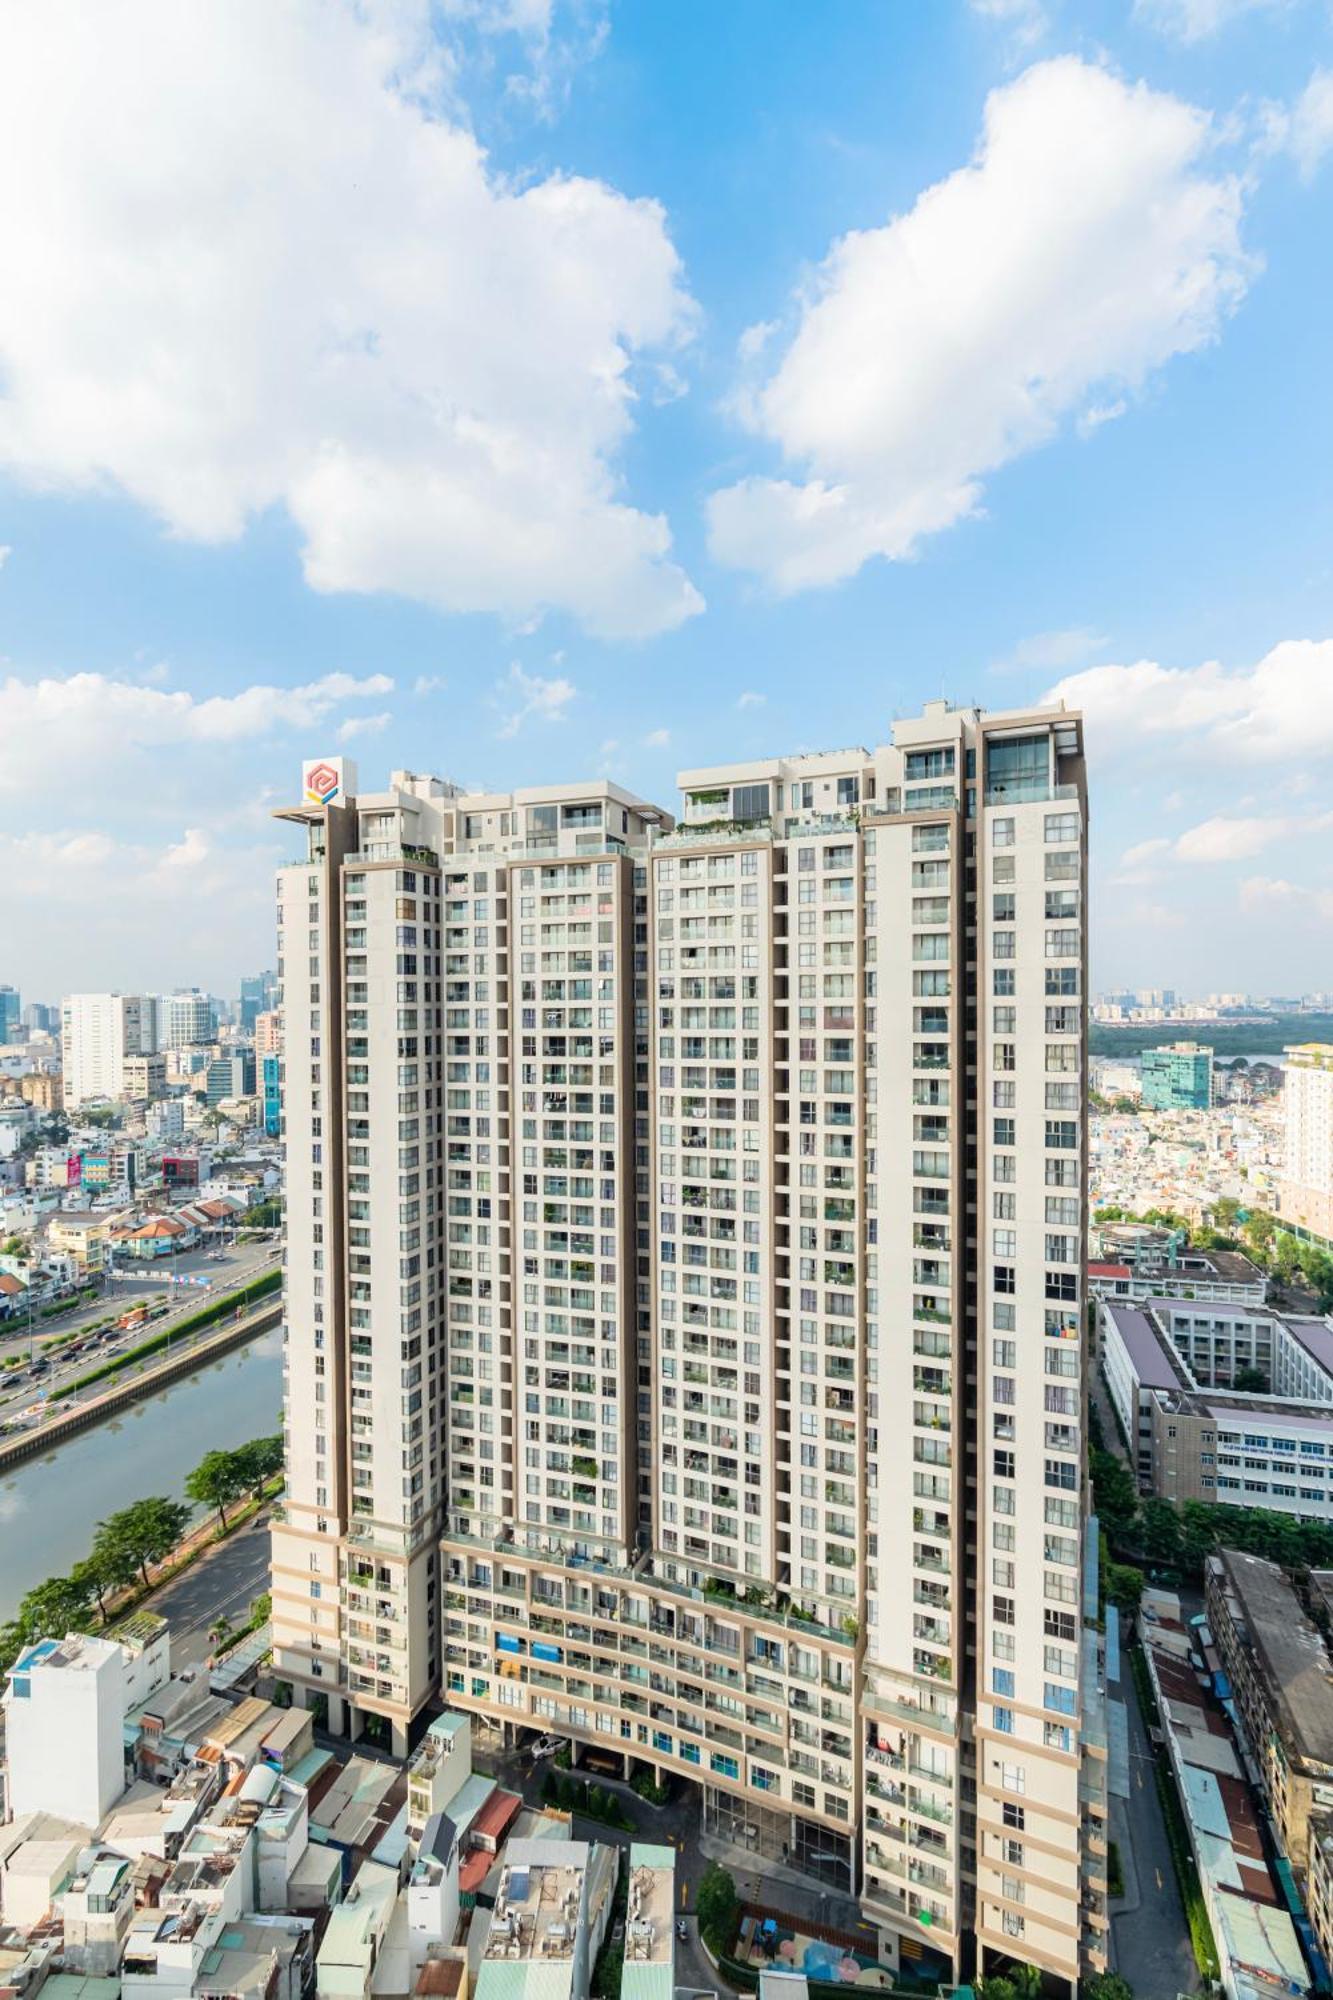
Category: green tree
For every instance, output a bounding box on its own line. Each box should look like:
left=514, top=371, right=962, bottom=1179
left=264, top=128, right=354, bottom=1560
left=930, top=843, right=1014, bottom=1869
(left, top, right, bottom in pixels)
left=1179, top=1502, right=1221, bottom=1574
left=695, top=1862, right=739, bottom=1955
left=95, top=1496, right=190, bottom=1590
left=1083, top=1975, right=1134, bottom=2000
left=70, top=1550, right=118, bottom=1624
left=1137, top=1499, right=1183, bottom=1568
left=1090, top=1447, right=1139, bottom=1542
left=1234, top=1365, right=1267, bottom=1393
left=16, top=1570, right=95, bottom=1641
left=1243, top=1209, right=1276, bottom=1260
left=1213, top=1197, right=1241, bottom=1232
left=1, top=1234, right=27, bottom=1259
left=1106, top=1562, right=1145, bottom=1614
left=1271, top=1233, right=1301, bottom=1293
left=186, top=1448, right=249, bottom=1529
left=233, top=1433, right=284, bottom=1497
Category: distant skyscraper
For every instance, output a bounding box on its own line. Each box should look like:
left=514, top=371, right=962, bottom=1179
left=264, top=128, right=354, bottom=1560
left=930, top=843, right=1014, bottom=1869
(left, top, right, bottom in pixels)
left=158, top=990, right=213, bottom=1049
left=0, top=986, right=20, bottom=1041
left=60, top=994, right=154, bottom=1107
left=239, top=971, right=278, bottom=1031
left=22, top=1001, right=55, bottom=1035
left=271, top=708, right=1106, bottom=1989
left=1140, top=1041, right=1213, bottom=1111
left=1280, top=1045, right=1333, bottom=1248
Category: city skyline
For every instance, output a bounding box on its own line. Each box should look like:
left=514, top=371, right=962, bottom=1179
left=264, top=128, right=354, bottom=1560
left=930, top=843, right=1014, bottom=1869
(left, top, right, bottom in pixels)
left=4, top=5, right=1333, bottom=995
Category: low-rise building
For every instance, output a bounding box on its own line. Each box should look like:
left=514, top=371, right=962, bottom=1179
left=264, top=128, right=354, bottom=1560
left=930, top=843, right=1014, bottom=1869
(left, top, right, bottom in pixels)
left=406, top=1716, right=472, bottom=1838
left=4, top=1636, right=135, bottom=1830
left=1090, top=1242, right=1266, bottom=1308
left=1141, top=1594, right=1311, bottom=2000
left=121, top=1055, right=167, bottom=1104
left=315, top=1858, right=399, bottom=2000
left=1101, top=1299, right=1333, bottom=1518
left=474, top=1839, right=619, bottom=2000
left=1206, top=1550, right=1333, bottom=1882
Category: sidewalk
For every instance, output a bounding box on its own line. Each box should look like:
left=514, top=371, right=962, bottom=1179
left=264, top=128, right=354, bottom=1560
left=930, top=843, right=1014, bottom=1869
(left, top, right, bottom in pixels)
left=697, top=1831, right=873, bottom=1943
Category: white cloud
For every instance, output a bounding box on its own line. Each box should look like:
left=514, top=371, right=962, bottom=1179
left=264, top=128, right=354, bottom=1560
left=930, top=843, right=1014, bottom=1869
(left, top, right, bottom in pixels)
left=0, top=0, right=701, bottom=641
left=413, top=674, right=447, bottom=696
left=707, top=58, right=1252, bottom=594
left=1174, top=814, right=1299, bottom=861
left=993, top=626, right=1108, bottom=673
left=1134, top=0, right=1286, bottom=42
left=643, top=727, right=670, bottom=748
left=1239, top=874, right=1333, bottom=919
left=495, top=661, right=576, bottom=737
left=1120, top=836, right=1171, bottom=867
left=1046, top=639, right=1333, bottom=764
left=0, top=545, right=10, bottom=568
left=1278, top=68, right=1333, bottom=179
left=0, top=667, right=394, bottom=793
left=338, top=710, right=393, bottom=743
left=736, top=690, right=767, bottom=709
left=0, top=823, right=281, bottom=992
left=968, top=0, right=1048, bottom=48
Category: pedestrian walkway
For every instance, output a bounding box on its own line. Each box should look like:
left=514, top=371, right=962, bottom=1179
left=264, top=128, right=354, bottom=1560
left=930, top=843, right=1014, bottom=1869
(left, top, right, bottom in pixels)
left=697, top=1832, right=871, bottom=1943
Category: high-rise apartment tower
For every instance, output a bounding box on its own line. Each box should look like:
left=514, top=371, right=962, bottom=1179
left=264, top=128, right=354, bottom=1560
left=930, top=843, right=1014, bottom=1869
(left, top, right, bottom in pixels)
left=272, top=710, right=1107, bottom=1991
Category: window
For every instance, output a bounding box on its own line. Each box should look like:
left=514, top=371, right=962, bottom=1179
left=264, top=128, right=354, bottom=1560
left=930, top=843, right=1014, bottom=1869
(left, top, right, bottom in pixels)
left=1002, top=1800, right=1026, bottom=1828
left=986, top=733, right=1049, bottom=804
left=1002, top=1911, right=1025, bottom=1939
left=1045, top=812, right=1079, bottom=843
left=992, top=1667, right=1015, bottom=1697
left=732, top=784, right=771, bottom=822
left=992, top=818, right=1015, bottom=848
left=906, top=748, right=955, bottom=780
left=836, top=776, right=860, bottom=806
left=992, top=1705, right=1014, bottom=1733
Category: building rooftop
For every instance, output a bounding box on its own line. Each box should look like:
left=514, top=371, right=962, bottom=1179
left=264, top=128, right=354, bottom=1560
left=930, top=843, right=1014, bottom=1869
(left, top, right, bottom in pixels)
left=621, top=1846, right=675, bottom=2000
left=483, top=1842, right=590, bottom=1968
left=1216, top=1549, right=1333, bottom=1769
left=1103, top=1303, right=1181, bottom=1390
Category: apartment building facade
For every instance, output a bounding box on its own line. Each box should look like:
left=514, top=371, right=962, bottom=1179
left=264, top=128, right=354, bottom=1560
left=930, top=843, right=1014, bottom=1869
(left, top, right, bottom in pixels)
left=60, top=992, right=155, bottom=1107
left=272, top=708, right=1105, bottom=1991
left=1281, top=1044, right=1333, bottom=1249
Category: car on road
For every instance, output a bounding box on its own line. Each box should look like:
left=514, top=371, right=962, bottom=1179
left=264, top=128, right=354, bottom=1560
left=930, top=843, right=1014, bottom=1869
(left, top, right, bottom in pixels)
left=676, top=1921, right=689, bottom=1942
left=528, top=1734, right=563, bottom=1762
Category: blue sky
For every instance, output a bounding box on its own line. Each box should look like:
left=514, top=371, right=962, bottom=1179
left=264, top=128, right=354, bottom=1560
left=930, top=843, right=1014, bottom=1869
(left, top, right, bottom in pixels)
left=3, top=0, right=1333, bottom=1000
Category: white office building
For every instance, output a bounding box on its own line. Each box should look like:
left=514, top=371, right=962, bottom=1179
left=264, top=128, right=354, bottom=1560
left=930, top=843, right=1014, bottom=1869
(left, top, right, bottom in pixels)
left=60, top=993, right=156, bottom=1108
left=157, top=990, right=215, bottom=1051
left=3, top=1633, right=130, bottom=1828
left=1281, top=1043, right=1333, bottom=1248
left=271, top=708, right=1105, bottom=1991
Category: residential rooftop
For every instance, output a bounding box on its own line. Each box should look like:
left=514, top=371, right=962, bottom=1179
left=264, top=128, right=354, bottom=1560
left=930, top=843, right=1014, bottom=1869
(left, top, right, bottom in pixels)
left=1216, top=1549, right=1333, bottom=1769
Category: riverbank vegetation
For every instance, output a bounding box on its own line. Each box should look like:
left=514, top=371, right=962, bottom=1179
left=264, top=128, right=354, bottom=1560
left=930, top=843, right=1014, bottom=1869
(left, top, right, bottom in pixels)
left=0, top=1431, right=283, bottom=1675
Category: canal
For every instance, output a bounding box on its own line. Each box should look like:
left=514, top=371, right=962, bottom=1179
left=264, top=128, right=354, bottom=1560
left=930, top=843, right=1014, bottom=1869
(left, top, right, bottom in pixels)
left=0, top=1322, right=284, bottom=1622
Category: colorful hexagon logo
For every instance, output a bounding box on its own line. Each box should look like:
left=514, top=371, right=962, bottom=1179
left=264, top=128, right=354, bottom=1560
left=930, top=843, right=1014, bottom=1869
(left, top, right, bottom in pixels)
left=304, top=760, right=341, bottom=806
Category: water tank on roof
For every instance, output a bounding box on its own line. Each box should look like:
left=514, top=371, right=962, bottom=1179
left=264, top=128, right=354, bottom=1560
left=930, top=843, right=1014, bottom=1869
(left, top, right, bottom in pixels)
left=240, top=1765, right=280, bottom=1806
